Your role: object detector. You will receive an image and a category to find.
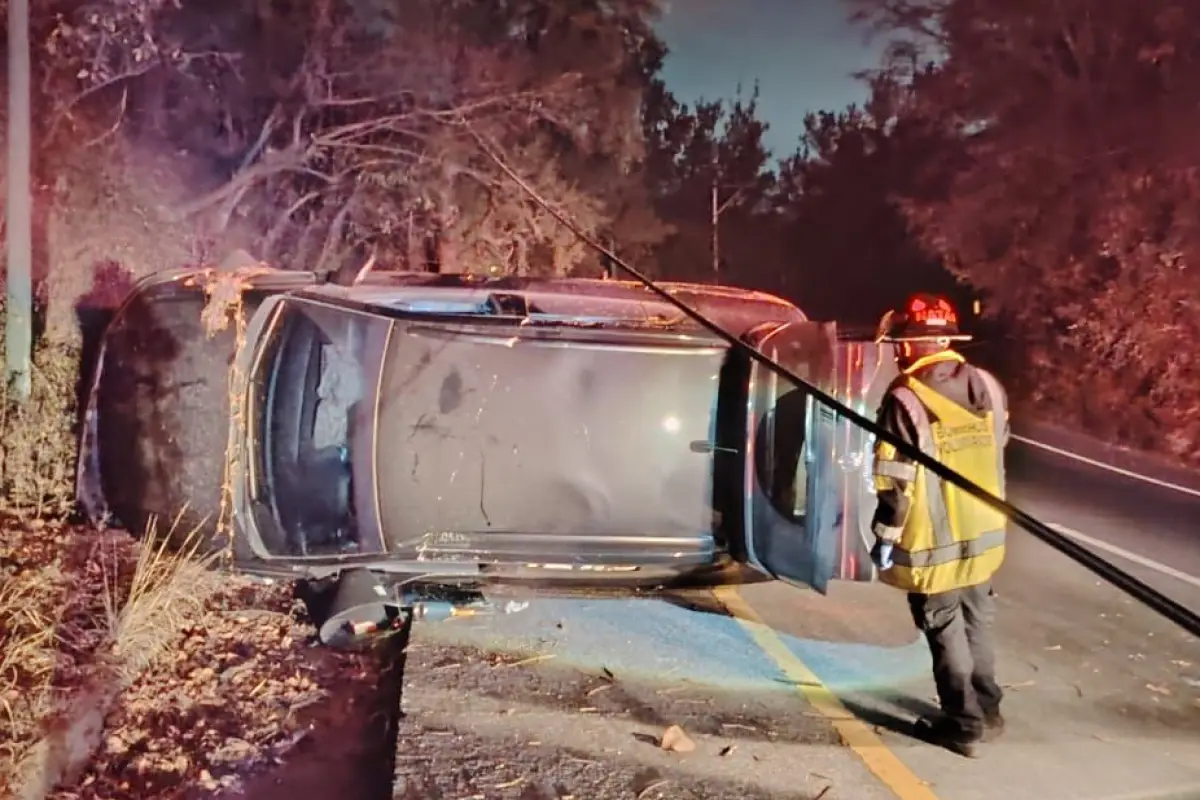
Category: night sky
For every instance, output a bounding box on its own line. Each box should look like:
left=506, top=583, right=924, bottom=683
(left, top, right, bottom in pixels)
left=657, top=0, right=883, bottom=159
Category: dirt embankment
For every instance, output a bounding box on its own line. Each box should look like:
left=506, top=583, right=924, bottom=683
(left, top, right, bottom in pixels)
left=1, top=517, right=403, bottom=800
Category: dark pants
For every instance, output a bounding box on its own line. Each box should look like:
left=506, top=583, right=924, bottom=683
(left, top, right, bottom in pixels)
left=907, top=582, right=1004, bottom=740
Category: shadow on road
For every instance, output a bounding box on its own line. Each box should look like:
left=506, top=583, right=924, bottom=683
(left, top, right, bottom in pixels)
left=837, top=693, right=940, bottom=739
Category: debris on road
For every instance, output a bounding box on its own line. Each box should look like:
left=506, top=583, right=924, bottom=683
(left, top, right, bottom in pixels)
left=498, top=653, right=557, bottom=669
left=659, top=724, right=696, bottom=754
left=393, top=640, right=853, bottom=799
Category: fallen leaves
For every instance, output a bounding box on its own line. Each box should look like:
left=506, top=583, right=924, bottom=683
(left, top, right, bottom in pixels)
left=0, top=520, right=141, bottom=795
left=48, top=577, right=377, bottom=799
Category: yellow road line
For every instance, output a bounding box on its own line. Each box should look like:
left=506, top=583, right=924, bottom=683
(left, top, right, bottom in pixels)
left=712, top=586, right=940, bottom=800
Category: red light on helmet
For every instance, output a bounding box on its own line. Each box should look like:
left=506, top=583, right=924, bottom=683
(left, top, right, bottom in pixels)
left=909, top=297, right=957, bottom=327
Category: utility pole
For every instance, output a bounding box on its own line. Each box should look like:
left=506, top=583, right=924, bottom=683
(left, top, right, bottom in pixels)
left=710, top=178, right=719, bottom=278
left=6, top=0, right=33, bottom=401
left=709, top=177, right=748, bottom=281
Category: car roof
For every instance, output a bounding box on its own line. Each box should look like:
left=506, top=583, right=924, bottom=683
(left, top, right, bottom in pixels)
left=310, top=272, right=807, bottom=338
left=121, top=268, right=807, bottom=340
left=347, top=272, right=801, bottom=311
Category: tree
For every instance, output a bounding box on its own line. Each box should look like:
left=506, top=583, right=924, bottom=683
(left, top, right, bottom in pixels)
left=645, top=85, right=781, bottom=284
left=851, top=0, right=1200, bottom=453
left=40, top=0, right=674, bottom=277
left=778, top=74, right=963, bottom=325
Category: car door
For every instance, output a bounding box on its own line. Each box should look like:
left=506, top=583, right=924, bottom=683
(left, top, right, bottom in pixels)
left=741, top=320, right=843, bottom=594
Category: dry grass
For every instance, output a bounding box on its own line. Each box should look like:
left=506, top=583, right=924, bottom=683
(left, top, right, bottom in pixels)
left=0, top=521, right=118, bottom=795
left=0, top=316, right=80, bottom=520
left=101, top=511, right=221, bottom=682
left=0, top=513, right=219, bottom=797
left=0, top=555, right=61, bottom=768
left=52, top=581, right=379, bottom=799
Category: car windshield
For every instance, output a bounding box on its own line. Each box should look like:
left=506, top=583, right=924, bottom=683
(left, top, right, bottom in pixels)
left=249, top=298, right=391, bottom=557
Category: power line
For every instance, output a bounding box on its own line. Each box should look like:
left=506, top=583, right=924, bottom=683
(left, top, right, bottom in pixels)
left=461, top=116, right=1200, bottom=638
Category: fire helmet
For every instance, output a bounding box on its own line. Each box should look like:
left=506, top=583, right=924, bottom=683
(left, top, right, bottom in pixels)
left=875, top=293, right=972, bottom=344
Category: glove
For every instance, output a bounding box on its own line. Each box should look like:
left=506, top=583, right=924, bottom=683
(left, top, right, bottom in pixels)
left=870, top=540, right=895, bottom=571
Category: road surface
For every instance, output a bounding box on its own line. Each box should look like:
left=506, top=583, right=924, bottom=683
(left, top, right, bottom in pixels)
left=384, top=436, right=1200, bottom=799
left=1007, top=437, right=1200, bottom=613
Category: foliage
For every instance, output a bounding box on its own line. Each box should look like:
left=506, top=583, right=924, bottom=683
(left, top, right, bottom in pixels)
left=15, top=0, right=1195, bottom=463
left=776, top=74, right=967, bottom=325
left=38, top=0, right=673, bottom=277
left=0, top=306, right=80, bottom=520
left=851, top=0, right=1200, bottom=457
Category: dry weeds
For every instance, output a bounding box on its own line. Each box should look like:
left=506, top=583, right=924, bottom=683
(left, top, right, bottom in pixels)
left=50, top=580, right=378, bottom=799
left=0, top=519, right=140, bottom=795
left=0, top=311, right=80, bottom=520
left=0, top=505, right=230, bottom=791
left=102, top=512, right=222, bottom=683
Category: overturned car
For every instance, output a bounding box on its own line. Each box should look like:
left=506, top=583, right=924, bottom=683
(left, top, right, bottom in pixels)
left=77, top=266, right=902, bottom=636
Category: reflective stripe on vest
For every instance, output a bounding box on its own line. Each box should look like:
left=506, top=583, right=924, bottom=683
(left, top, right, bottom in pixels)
left=889, top=528, right=1007, bottom=568
left=874, top=459, right=917, bottom=481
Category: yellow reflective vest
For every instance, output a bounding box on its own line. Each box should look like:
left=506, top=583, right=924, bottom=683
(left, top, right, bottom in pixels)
left=873, top=368, right=1008, bottom=594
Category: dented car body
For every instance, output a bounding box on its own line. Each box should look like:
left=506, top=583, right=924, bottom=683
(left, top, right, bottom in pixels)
left=77, top=268, right=899, bottom=597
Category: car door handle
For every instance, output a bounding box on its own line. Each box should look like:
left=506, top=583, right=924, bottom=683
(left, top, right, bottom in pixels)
left=689, top=441, right=738, bottom=454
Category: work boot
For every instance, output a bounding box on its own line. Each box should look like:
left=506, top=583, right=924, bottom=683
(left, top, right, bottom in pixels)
left=981, top=710, right=1005, bottom=743
left=913, top=716, right=981, bottom=758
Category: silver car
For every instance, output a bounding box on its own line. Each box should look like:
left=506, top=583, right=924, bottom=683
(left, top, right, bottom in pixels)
left=77, top=268, right=892, bottom=611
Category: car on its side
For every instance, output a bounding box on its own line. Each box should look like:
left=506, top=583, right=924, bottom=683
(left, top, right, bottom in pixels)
left=77, top=267, right=891, bottom=614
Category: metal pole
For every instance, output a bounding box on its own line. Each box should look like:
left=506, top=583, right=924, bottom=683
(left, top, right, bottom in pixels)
left=6, top=0, right=33, bottom=402
left=710, top=178, right=719, bottom=279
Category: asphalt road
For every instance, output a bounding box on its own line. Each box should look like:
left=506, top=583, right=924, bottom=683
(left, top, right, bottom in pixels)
left=1006, top=438, right=1200, bottom=613
left=390, top=436, right=1200, bottom=799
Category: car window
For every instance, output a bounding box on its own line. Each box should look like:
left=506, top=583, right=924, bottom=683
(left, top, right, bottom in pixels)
left=753, top=383, right=809, bottom=522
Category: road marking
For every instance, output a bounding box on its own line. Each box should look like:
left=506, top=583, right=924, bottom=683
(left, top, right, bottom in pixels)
left=712, top=586, right=939, bottom=800
left=1047, top=523, right=1200, bottom=590
left=1013, top=435, right=1200, bottom=499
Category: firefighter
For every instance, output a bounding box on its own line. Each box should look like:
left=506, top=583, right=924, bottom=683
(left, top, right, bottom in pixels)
left=870, top=292, right=1009, bottom=759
